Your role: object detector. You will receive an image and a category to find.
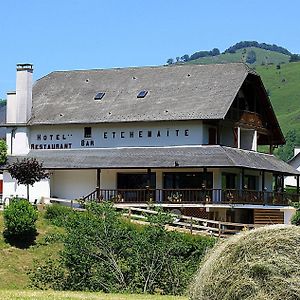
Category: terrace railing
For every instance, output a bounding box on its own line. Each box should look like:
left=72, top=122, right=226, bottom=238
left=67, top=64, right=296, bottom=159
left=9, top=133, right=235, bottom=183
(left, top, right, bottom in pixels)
left=83, top=188, right=300, bottom=206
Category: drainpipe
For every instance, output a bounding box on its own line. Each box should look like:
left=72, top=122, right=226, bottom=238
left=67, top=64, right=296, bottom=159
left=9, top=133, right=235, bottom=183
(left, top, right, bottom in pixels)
left=10, top=127, right=17, bottom=154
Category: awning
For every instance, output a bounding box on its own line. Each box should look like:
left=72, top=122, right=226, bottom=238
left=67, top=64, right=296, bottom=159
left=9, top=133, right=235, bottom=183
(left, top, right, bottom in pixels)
left=4, top=145, right=300, bottom=175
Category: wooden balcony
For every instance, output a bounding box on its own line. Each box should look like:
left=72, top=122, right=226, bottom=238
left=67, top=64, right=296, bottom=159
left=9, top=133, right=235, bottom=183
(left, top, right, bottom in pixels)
left=83, top=188, right=300, bottom=206
left=226, top=108, right=265, bottom=128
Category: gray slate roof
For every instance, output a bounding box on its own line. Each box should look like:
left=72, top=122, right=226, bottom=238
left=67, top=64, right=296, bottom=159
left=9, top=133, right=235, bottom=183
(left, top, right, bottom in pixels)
left=6, top=146, right=299, bottom=175
left=29, top=63, right=254, bottom=125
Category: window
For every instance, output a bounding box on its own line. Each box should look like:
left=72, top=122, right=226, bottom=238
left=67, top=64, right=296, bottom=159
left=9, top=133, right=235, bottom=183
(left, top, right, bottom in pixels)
left=94, top=92, right=105, bottom=100
left=222, top=173, right=237, bottom=189
left=163, top=172, right=213, bottom=189
left=244, top=175, right=257, bottom=190
left=137, top=90, right=148, bottom=98
left=84, top=127, right=92, bottom=138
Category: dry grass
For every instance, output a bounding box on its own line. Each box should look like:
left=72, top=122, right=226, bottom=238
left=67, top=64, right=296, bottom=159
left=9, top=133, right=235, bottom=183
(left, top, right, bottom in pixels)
left=0, top=290, right=187, bottom=300
left=189, top=225, right=300, bottom=300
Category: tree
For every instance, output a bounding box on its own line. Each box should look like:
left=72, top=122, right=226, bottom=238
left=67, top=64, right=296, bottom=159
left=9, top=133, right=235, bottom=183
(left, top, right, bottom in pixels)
left=246, top=50, right=257, bottom=64
left=211, top=48, right=220, bottom=56
left=166, top=58, right=174, bottom=65
left=176, top=56, right=180, bottom=62
left=30, top=202, right=214, bottom=294
left=0, top=140, right=7, bottom=165
left=277, top=129, right=300, bottom=161
left=7, top=158, right=48, bottom=201
left=181, top=54, right=190, bottom=62
left=289, top=54, right=300, bottom=62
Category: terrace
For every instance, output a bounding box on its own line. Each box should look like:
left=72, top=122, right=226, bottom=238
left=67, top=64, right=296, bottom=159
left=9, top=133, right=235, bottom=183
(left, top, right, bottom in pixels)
left=84, top=188, right=300, bottom=206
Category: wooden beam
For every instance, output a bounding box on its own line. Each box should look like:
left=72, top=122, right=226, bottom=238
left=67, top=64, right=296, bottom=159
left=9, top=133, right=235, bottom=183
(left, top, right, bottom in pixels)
left=261, top=170, right=265, bottom=191
left=96, top=168, right=101, bottom=200
left=203, top=167, right=208, bottom=188
left=297, top=176, right=300, bottom=194
left=281, top=174, right=284, bottom=193
left=241, top=168, right=245, bottom=190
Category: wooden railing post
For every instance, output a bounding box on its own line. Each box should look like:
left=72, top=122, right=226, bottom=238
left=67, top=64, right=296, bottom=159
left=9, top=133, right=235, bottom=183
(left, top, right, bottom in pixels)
left=218, top=222, right=221, bottom=238
left=128, top=208, right=132, bottom=221
left=190, top=217, right=193, bottom=234
left=96, top=187, right=100, bottom=202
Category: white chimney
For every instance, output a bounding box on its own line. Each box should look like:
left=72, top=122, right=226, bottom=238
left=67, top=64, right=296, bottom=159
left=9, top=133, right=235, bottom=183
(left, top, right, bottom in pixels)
left=6, top=64, right=33, bottom=155
left=15, top=63, right=33, bottom=123
left=294, top=147, right=300, bottom=157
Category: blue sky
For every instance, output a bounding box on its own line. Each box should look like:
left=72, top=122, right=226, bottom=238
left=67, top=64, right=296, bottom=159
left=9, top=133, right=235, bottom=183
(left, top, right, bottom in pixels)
left=1, top=0, right=300, bottom=98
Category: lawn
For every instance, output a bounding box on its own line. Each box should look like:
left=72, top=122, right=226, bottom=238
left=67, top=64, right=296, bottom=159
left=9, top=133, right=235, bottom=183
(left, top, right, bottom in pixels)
left=0, top=211, right=64, bottom=289
left=0, top=290, right=187, bottom=300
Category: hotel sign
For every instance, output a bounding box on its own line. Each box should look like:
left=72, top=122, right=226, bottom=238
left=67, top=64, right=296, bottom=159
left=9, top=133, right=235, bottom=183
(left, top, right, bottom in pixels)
left=30, top=123, right=201, bottom=150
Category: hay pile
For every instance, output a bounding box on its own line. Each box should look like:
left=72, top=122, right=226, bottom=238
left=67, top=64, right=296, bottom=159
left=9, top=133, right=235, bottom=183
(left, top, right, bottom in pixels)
left=189, top=225, right=300, bottom=300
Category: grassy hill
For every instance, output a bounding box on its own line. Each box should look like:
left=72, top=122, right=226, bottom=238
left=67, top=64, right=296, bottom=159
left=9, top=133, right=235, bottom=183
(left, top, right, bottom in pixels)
left=255, top=62, right=300, bottom=135
left=186, top=47, right=290, bottom=66
left=0, top=212, right=186, bottom=299
left=0, top=212, right=63, bottom=290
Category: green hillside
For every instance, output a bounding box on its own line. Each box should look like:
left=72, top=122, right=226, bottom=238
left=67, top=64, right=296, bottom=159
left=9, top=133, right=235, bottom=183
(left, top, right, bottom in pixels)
left=256, top=62, right=300, bottom=135
left=186, top=47, right=290, bottom=66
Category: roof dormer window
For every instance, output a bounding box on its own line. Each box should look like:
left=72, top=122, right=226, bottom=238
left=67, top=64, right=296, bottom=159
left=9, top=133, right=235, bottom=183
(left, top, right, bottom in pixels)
left=94, top=92, right=105, bottom=100
left=137, top=90, right=148, bottom=98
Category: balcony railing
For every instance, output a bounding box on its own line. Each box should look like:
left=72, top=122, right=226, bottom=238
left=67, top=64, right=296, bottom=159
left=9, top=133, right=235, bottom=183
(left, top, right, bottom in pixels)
left=83, top=188, right=300, bottom=206
left=226, top=108, right=265, bottom=128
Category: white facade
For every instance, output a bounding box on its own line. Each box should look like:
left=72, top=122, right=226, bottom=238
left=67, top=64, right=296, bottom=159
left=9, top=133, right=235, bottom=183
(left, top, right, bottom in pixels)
left=3, top=64, right=298, bottom=225
left=285, top=147, right=300, bottom=187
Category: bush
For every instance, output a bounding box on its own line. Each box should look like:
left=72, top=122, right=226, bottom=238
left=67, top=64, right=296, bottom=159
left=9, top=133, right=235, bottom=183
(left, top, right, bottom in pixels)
left=189, top=225, right=300, bottom=300
left=291, top=210, right=300, bottom=226
left=44, top=204, right=73, bottom=226
left=3, top=198, right=38, bottom=241
left=31, top=202, right=214, bottom=295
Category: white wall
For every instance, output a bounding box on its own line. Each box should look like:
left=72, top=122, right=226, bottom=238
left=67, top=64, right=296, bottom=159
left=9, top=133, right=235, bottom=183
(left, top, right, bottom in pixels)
left=29, top=121, right=203, bottom=150
left=2, top=171, right=50, bottom=202
left=6, top=92, right=17, bottom=124
left=8, top=127, right=30, bottom=155
left=283, top=208, right=296, bottom=224
left=285, top=154, right=300, bottom=187
left=51, top=169, right=97, bottom=200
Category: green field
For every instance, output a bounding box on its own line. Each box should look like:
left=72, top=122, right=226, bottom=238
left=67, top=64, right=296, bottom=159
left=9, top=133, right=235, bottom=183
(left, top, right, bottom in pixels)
left=187, top=47, right=290, bottom=66
left=255, top=62, right=300, bottom=135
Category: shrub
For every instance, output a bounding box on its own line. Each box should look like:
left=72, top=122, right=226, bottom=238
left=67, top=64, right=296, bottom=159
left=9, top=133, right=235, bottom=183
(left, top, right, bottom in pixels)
left=44, top=204, right=73, bottom=226
left=31, top=201, right=214, bottom=295
left=291, top=210, right=300, bottom=226
left=3, top=198, right=38, bottom=240
left=189, top=225, right=300, bottom=300
left=29, top=259, right=67, bottom=290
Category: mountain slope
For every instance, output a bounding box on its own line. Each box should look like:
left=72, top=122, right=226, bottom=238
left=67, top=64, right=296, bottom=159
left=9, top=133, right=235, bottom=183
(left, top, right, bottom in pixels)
left=256, top=62, right=300, bottom=135
left=186, top=47, right=290, bottom=66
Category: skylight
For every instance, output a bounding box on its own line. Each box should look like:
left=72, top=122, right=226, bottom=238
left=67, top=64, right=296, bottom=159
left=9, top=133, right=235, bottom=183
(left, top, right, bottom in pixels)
left=137, top=90, right=148, bottom=98
left=94, top=92, right=105, bottom=100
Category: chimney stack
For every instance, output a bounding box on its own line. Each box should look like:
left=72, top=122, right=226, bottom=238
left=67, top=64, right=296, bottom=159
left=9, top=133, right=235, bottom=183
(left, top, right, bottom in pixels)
left=15, top=63, right=33, bottom=123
